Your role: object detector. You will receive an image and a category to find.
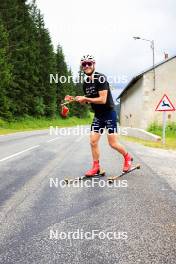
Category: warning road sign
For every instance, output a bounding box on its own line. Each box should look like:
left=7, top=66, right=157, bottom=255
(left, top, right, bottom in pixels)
left=155, top=94, right=175, bottom=111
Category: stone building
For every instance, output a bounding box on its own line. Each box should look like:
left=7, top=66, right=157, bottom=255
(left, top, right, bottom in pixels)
left=118, top=55, right=176, bottom=129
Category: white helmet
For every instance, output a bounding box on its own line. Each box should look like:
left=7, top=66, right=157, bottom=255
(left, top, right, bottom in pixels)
left=80, top=54, right=95, bottom=63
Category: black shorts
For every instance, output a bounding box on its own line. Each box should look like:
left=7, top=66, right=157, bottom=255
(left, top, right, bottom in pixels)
left=91, top=110, right=118, bottom=134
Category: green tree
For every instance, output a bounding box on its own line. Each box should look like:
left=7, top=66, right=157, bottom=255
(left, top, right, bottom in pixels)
left=55, top=45, right=70, bottom=103
left=0, top=0, right=41, bottom=117
left=0, top=20, right=12, bottom=119
left=34, top=9, right=57, bottom=117
left=0, top=0, right=88, bottom=120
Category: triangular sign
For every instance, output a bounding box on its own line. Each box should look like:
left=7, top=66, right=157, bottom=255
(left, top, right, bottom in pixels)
left=155, top=94, right=175, bottom=111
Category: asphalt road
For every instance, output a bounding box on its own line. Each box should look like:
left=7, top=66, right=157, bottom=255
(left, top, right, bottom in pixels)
left=0, top=128, right=176, bottom=264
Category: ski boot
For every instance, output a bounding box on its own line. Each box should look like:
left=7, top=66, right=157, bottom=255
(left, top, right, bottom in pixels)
left=123, top=153, right=133, bottom=172
left=85, top=160, right=100, bottom=177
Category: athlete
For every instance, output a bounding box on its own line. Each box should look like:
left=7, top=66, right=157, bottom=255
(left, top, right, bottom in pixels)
left=76, top=54, right=133, bottom=176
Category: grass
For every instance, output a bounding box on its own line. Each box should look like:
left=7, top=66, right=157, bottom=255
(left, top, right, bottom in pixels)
left=120, top=123, right=176, bottom=150
left=120, top=122, right=176, bottom=150
left=120, top=135, right=176, bottom=150
left=148, top=122, right=176, bottom=138
left=0, top=114, right=93, bottom=135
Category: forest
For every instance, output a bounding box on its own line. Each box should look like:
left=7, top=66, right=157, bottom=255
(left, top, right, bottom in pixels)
left=0, top=0, right=89, bottom=121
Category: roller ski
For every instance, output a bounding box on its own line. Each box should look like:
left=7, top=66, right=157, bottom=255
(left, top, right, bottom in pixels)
left=108, top=164, right=141, bottom=183
left=64, top=161, right=105, bottom=184
left=108, top=153, right=140, bottom=183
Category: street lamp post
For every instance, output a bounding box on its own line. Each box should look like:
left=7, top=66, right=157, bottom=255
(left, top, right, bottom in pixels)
left=133, top=37, right=156, bottom=91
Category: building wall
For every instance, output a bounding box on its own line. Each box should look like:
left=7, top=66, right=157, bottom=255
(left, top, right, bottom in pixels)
left=143, top=57, right=176, bottom=128
left=120, top=78, right=144, bottom=127
left=120, top=57, right=176, bottom=129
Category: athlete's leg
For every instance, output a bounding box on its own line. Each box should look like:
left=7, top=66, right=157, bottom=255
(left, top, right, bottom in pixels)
left=85, top=116, right=103, bottom=176
left=90, top=116, right=104, bottom=161
left=84, top=132, right=101, bottom=176
left=90, top=131, right=101, bottom=161
left=104, top=111, right=126, bottom=155
left=107, top=133, right=127, bottom=156
left=107, top=133, right=133, bottom=171
left=105, top=111, right=132, bottom=172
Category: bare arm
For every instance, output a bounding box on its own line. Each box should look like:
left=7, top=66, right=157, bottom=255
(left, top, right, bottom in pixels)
left=86, top=90, right=108, bottom=104
left=85, top=90, right=108, bottom=104
left=76, top=90, right=108, bottom=104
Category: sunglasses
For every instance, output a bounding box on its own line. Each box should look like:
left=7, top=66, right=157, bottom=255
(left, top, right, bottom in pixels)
left=81, top=61, right=93, bottom=68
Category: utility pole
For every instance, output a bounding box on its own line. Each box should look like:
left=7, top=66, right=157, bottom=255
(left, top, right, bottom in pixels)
left=133, top=37, right=156, bottom=91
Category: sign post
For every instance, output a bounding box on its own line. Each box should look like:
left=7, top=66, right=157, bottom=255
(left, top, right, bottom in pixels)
left=162, top=111, right=166, bottom=144
left=155, top=94, right=175, bottom=144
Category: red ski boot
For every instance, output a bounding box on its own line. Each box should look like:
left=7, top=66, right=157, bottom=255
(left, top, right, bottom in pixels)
left=85, top=160, right=100, bottom=177
left=123, top=153, right=133, bottom=172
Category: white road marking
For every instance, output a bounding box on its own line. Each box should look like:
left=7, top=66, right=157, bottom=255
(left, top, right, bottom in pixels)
left=47, top=137, right=60, bottom=143
left=0, top=145, right=40, bottom=162
left=0, top=135, right=82, bottom=162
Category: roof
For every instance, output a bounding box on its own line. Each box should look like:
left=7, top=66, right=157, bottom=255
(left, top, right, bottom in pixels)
left=118, top=54, right=176, bottom=99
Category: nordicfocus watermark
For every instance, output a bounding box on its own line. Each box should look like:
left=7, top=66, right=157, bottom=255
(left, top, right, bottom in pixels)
left=49, top=125, right=128, bottom=137
left=50, top=229, right=128, bottom=241
left=50, top=74, right=128, bottom=85
left=49, top=178, right=128, bottom=188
